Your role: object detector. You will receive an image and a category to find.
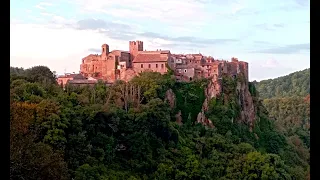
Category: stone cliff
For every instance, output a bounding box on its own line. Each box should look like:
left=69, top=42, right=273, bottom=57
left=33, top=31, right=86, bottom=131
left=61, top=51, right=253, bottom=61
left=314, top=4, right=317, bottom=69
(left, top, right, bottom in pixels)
left=196, top=74, right=256, bottom=130
left=164, top=74, right=256, bottom=129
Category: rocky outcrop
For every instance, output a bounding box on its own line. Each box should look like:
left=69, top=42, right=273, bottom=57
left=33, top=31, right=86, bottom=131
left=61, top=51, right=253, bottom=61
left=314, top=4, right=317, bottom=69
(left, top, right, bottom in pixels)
left=165, top=89, right=176, bottom=109
left=196, top=78, right=219, bottom=127
left=236, top=81, right=256, bottom=130
left=175, top=110, right=183, bottom=125
left=165, top=89, right=183, bottom=125
left=197, top=76, right=256, bottom=129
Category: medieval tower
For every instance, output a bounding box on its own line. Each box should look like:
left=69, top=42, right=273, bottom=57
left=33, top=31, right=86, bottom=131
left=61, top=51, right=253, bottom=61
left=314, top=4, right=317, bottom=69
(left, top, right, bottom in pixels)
left=129, top=40, right=143, bottom=62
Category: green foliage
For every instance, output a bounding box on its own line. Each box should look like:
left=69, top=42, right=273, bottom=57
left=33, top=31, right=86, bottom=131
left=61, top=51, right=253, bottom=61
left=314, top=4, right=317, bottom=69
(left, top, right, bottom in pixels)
left=173, top=79, right=207, bottom=122
left=255, top=68, right=309, bottom=99
left=10, top=66, right=309, bottom=180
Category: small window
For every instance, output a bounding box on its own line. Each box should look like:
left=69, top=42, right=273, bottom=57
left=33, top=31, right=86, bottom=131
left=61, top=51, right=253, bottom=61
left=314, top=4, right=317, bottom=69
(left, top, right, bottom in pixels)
left=161, top=64, right=164, bottom=69
left=156, top=64, right=158, bottom=68
left=148, top=64, right=151, bottom=68
left=141, top=64, right=143, bottom=68
left=184, top=69, right=187, bottom=73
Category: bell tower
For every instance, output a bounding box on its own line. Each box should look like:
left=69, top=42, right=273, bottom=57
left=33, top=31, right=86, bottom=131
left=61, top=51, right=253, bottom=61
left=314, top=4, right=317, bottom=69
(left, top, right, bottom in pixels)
left=101, top=44, right=109, bottom=58
left=129, top=40, right=143, bottom=61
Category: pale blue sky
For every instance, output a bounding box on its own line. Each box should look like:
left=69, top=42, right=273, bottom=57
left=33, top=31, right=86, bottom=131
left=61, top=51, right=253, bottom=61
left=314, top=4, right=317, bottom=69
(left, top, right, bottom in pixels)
left=10, top=0, right=310, bottom=81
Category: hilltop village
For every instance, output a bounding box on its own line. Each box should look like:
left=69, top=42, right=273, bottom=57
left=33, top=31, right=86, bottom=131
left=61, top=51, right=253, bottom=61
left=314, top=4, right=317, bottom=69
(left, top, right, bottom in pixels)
left=57, top=40, right=249, bottom=91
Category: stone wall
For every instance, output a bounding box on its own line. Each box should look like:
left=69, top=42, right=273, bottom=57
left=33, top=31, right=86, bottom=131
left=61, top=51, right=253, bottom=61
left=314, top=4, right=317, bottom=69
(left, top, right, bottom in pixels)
left=133, top=62, right=167, bottom=74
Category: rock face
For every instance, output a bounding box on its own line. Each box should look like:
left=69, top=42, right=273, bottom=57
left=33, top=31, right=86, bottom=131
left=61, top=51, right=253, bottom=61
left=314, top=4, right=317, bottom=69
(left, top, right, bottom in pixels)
left=175, top=110, right=183, bottom=125
left=197, top=76, right=256, bottom=129
left=196, top=78, right=219, bottom=127
left=164, top=89, right=183, bottom=125
left=236, top=81, right=256, bottom=130
left=164, top=89, right=176, bottom=109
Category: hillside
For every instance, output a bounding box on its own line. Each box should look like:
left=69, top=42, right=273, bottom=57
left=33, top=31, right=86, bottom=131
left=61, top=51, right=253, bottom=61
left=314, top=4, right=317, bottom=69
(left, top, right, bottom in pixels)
left=10, top=66, right=309, bottom=180
left=254, top=68, right=309, bottom=99
left=255, top=68, right=310, bottom=178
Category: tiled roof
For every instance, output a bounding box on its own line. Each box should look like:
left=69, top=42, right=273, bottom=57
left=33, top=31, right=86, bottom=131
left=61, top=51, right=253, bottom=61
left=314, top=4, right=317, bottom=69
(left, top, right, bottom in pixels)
left=140, top=50, right=170, bottom=54
left=133, top=53, right=168, bottom=63
left=111, top=50, right=130, bottom=53
left=68, top=80, right=98, bottom=84
left=194, top=56, right=202, bottom=61
left=73, top=74, right=86, bottom=80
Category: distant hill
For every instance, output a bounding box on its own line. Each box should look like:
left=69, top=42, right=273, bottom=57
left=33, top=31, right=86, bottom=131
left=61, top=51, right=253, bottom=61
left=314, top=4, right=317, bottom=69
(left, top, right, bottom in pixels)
left=254, top=68, right=310, bottom=99
left=254, top=68, right=310, bottom=150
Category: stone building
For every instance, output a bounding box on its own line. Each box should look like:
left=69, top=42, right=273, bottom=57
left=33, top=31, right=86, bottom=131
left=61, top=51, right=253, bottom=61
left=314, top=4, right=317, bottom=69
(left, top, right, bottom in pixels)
left=57, top=73, right=86, bottom=88
left=73, top=40, right=249, bottom=89
left=79, top=40, right=172, bottom=82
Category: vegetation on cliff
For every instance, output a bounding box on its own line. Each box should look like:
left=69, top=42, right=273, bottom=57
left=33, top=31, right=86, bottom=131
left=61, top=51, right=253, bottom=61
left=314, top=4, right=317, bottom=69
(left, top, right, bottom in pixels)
left=10, top=66, right=309, bottom=180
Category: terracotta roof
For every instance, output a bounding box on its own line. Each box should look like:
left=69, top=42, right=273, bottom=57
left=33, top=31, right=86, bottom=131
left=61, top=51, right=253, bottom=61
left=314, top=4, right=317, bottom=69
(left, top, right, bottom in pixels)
left=111, top=50, right=130, bottom=53
left=73, top=74, right=86, bottom=80
left=194, top=56, right=202, bottom=61
left=68, top=80, right=98, bottom=84
left=133, top=53, right=168, bottom=63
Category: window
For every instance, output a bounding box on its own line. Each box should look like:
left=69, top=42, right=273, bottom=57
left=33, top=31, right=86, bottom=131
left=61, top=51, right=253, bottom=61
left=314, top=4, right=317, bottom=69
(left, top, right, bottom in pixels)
left=156, top=64, right=158, bottom=68
left=141, top=64, right=143, bottom=68
left=184, top=69, right=187, bottom=73
left=161, top=64, right=164, bottom=69
left=148, top=64, right=151, bottom=68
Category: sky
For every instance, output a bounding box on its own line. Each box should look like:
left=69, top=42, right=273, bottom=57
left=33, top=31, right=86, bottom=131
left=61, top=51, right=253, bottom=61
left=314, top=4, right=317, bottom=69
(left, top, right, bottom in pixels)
left=10, top=0, right=310, bottom=81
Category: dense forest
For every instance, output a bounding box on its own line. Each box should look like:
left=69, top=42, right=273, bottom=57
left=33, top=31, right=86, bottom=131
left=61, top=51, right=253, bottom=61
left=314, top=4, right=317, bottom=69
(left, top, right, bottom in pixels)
left=10, top=66, right=310, bottom=180
left=254, top=68, right=309, bottom=99
left=255, top=69, right=310, bottom=179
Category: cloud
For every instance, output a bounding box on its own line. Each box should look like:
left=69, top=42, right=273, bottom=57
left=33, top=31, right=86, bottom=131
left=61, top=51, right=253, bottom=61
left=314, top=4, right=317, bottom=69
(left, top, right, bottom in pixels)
left=251, top=43, right=310, bottom=54
left=10, top=23, right=129, bottom=75
left=261, top=59, right=279, bottom=68
left=294, top=0, right=310, bottom=6
left=40, top=12, right=55, bottom=16
left=53, top=18, right=239, bottom=47
left=88, top=48, right=101, bottom=53
left=255, top=23, right=285, bottom=31
left=75, top=0, right=211, bottom=26
left=137, top=32, right=239, bottom=47
left=76, top=19, right=132, bottom=31
left=35, top=2, right=53, bottom=10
